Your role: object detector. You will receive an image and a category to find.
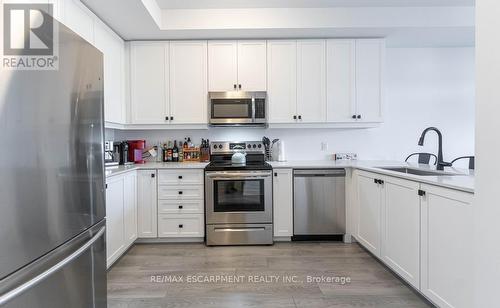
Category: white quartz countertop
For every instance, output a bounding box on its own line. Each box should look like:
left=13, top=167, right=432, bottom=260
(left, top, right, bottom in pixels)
left=106, top=160, right=474, bottom=193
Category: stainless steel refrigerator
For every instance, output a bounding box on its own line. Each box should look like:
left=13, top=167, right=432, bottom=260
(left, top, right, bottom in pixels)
left=0, top=18, right=107, bottom=307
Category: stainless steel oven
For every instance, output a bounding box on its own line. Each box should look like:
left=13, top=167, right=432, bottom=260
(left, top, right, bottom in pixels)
left=205, top=170, right=273, bottom=245
left=208, top=91, right=267, bottom=126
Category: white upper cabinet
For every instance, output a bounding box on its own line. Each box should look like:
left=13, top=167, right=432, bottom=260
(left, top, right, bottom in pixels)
left=237, top=41, right=267, bottom=91
left=208, top=41, right=238, bottom=91
left=420, top=185, right=473, bottom=308
left=94, top=19, right=125, bottom=124
left=208, top=40, right=267, bottom=92
left=296, top=40, right=327, bottom=123
left=130, top=42, right=169, bottom=124
left=355, top=39, right=384, bottom=122
left=381, top=176, right=421, bottom=289
left=61, top=0, right=94, bottom=43
left=267, top=40, right=297, bottom=123
left=169, top=41, right=208, bottom=124
left=326, top=39, right=356, bottom=122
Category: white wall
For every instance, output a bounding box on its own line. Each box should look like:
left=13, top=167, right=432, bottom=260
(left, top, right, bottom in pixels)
left=112, top=47, right=475, bottom=165
left=475, top=0, right=500, bottom=306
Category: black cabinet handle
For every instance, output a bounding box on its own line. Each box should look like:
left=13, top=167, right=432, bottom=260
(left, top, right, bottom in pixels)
left=374, top=179, right=378, bottom=184
left=274, top=172, right=278, bottom=177
left=178, top=205, right=183, bottom=209
left=170, top=116, right=174, bottom=121
left=298, top=115, right=302, bottom=120
left=379, top=180, right=384, bottom=184
left=105, top=184, right=108, bottom=189
left=178, top=191, right=183, bottom=195
left=178, top=176, right=183, bottom=179
left=352, top=115, right=357, bottom=119
left=418, top=190, right=426, bottom=196
left=233, top=84, right=237, bottom=89
left=357, top=115, right=361, bottom=119
left=151, top=173, right=155, bottom=178
left=238, top=84, right=242, bottom=89
left=178, top=224, right=183, bottom=228
left=165, top=116, right=169, bottom=121
left=293, top=115, right=297, bottom=120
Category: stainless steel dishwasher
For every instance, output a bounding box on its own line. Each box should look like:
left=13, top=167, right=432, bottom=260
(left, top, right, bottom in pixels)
left=292, top=169, right=346, bottom=241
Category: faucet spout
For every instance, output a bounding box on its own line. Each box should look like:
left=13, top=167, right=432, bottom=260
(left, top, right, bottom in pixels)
left=418, top=127, right=452, bottom=171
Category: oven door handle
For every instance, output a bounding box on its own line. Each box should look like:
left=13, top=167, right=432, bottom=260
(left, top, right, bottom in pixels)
left=208, top=176, right=270, bottom=180
left=206, top=173, right=271, bottom=179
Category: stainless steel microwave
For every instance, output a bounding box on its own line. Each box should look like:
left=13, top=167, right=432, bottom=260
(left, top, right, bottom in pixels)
left=208, top=91, right=267, bottom=126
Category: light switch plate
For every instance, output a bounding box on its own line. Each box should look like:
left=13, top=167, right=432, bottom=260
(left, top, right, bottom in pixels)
left=334, top=153, right=358, bottom=161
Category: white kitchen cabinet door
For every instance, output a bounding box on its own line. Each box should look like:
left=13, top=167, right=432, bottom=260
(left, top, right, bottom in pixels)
left=208, top=41, right=238, bottom=91
left=137, top=170, right=158, bottom=238
left=61, top=0, right=94, bottom=43
left=296, top=40, right=327, bottom=123
left=169, top=41, right=208, bottom=124
left=237, top=40, right=267, bottom=91
left=326, top=40, right=356, bottom=122
left=94, top=20, right=125, bottom=124
left=420, top=184, right=473, bottom=308
left=130, top=42, right=169, bottom=124
left=355, top=171, right=383, bottom=257
left=273, top=169, right=293, bottom=237
left=123, top=172, right=137, bottom=246
left=381, top=176, right=420, bottom=289
left=267, top=40, right=297, bottom=123
left=105, top=175, right=125, bottom=267
left=355, top=39, right=384, bottom=122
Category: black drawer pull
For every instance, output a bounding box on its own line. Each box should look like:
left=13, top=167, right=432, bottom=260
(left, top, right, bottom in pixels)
left=178, top=224, right=183, bottom=228
left=178, top=191, right=183, bottom=195
left=151, top=173, right=155, bottom=178
left=178, top=176, right=183, bottom=179
left=178, top=205, right=183, bottom=209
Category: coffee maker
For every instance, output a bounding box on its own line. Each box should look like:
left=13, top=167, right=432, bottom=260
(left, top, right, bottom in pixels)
left=117, top=141, right=131, bottom=165
left=105, top=141, right=119, bottom=166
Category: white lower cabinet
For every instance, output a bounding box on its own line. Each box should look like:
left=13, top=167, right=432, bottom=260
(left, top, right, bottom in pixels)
left=353, top=170, right=474, bottom=307
left=137, top=170, right=158, bottom=238
left=158, top=214, right=204, bottom=237
left=273, top=169, right=293, bottom=237
left=157, top=169, right=205, bottom=238
left=355, top=170, right=383, bottom=257
left=381, top=176, right=420, bottom=289
left=420, top=184, right=473, bottom=308
left=105, top=171, right=137, bottom=268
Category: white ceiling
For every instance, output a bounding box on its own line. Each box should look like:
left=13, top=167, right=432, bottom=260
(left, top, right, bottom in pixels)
left=82, top=0, right=475, bottom=47
left=156, top=0, right=475, bottom=9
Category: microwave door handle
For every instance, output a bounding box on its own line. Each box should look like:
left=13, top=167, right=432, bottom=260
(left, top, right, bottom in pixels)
left=251, top=97, right=255, bottom=123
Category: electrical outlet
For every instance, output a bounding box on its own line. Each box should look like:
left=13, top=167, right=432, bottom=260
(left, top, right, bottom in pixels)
left=321, top=142, right=328, bottom=151
left=334, top=153, right=358, bottom=161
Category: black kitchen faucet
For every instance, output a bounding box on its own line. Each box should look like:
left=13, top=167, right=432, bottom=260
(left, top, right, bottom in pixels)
left=418, top=127, right=452, bottom=171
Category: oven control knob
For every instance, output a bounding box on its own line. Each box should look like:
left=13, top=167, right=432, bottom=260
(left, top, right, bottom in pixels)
left=258, top=144, right=262, bottom=148
left=247, top=144, right=251, bottom=149
left=218, top=144, right=223, bottom=149
left=253, top=144, right=256, bottom=148
left=213, top=145, right=217, bottom=149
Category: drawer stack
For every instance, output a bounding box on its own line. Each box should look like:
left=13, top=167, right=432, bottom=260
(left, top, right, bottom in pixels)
left=157, top=169, right=205, bottom=238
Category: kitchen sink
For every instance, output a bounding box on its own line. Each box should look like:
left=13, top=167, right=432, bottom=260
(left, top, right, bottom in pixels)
left=377, top=167, right=462, bottom=176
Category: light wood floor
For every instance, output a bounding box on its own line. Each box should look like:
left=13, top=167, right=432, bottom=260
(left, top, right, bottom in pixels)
left=107, top=242, right=433, bottom=308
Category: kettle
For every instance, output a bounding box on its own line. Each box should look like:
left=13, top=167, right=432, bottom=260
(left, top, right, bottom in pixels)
left=231, top=152, right=247, bottom=165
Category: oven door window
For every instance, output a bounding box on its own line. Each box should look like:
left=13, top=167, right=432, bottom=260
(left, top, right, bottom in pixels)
left=213, top=179, right=264, bottom=212
left=211, top=99, right=252, bottom=119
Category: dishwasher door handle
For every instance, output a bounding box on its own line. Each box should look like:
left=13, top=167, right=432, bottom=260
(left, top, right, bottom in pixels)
left=293, top=169, right=346, bottom=177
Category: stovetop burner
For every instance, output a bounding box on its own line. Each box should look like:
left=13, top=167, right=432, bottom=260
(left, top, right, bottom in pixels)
left=205, top=141, right=273, bottom=171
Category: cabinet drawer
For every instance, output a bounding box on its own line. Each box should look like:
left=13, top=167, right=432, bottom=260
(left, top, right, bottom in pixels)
left=158, top=185, right=204, bottom=200
left=158, top=169, right=204, bottom=185
left=158, top=214, right=204, bottom=237
left=158, top=199, right=204, bottom=214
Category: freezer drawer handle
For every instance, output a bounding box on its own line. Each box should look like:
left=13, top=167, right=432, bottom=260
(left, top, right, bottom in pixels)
left=0, top=226, right=106, bottom=306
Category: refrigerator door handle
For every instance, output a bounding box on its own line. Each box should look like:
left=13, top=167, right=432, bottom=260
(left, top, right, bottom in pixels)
left=0, top=226, right=106, bottom=306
